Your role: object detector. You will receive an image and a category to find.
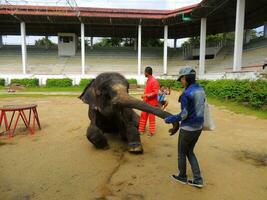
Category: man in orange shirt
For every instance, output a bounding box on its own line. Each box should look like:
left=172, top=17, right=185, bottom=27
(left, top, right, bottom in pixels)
left=138, top=66, right=159, bottom=136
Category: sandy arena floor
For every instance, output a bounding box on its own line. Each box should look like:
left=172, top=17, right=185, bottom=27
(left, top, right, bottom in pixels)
left=0, top=92, right=267, bottom=200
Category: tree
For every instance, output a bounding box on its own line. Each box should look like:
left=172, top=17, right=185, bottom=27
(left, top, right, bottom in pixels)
left=78, top=38, right=90, bottom=47
left=94, top=37, right=164, bottom=47
left=182, top=32, right=236, bottom=48
left=94, top=38, right=123, bottom=47
left=250, top=30, right=258, bottom=40
left=35, top=37, right=55, bottom=47
left=122, top=38, right=163, bottom=47
left=181, top=30, right=262, bottom=48
left=141, top=38, right=163, bottom=47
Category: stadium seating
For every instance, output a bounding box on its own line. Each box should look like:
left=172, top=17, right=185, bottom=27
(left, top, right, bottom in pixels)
left=0, top=42, right=266, bottom=75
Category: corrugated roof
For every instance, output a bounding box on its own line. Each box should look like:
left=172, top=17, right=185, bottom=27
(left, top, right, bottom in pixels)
left=0, top=0, right=266, bottom=38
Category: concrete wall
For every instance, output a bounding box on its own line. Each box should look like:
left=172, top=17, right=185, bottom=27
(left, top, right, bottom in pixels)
left=0, top=71, right=262, bottom=86
left=0, top=74, right=147, bottom=85
left=192, top=46, right=222, bottom=57
left=58, top=33, right=77, bottom=56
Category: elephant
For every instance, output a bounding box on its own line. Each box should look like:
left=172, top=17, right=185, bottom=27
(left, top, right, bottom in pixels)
left=79, top=72, right=179, bottom=154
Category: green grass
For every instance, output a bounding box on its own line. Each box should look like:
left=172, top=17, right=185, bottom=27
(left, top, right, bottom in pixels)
left=208, top=97, right=267, bottom=120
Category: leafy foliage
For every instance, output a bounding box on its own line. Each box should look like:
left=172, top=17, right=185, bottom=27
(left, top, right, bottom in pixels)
left=46, top=78, right=73, bottom=87
left=141, top=38, right=163, bottom=47
left=127, top=79, right=137, bottom=84
left=94, top=38, right=123, bottom=47
left=182, top=32, right=236, bottom=47
left=158, top=79, right=182, bottom=89
left=0, top=78, right=5, bottom=86
left=158, top=79, right=267, bottom=109
left=11, top=78, right=39, bottom=87
left=182, top=31, right=259, bottom=48
left=79, top=79, right=93, bottom=87
left=35, top=37, right=55, bottom=47
left=94, top=37, right=163, bottom=47
left=79, top=78, right=137, bottom=87
left=206, top=79, right=267, bottom=108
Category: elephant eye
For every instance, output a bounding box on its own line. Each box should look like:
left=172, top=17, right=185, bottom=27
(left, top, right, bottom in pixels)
left=95, top=89, right=101, bottom=96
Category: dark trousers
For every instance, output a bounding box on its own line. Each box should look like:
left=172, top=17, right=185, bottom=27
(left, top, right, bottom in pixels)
left=178, top=128, right=203, bottom=182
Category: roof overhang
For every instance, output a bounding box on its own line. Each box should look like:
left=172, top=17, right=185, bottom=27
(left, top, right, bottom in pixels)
left=0, top=0, right=266, bottom=38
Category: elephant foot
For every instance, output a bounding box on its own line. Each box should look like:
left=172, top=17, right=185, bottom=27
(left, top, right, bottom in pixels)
left=87, top=126, right=109, bottom=149
left=128, top=144, right=143, bottom=154
left=94, top=141, right=109, bottom=149
left=100, top=144, right=110, bottom=150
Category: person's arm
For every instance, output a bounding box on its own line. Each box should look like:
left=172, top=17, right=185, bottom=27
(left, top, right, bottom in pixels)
left=164, top=94, right=189, bottom=124
left=158, top=92, right=163, bottom=102
left=141, top=82, right=148, bottom=99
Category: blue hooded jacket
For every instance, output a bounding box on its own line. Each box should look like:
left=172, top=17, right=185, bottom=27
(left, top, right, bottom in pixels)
left=165, top=83, right=205, bottom=128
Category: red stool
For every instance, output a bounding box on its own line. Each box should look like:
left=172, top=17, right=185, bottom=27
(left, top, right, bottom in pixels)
left=0, top=104, right=41, bottom=138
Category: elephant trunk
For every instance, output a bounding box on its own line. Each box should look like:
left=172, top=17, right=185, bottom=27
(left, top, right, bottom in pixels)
left=112, top=87, right=180, bottom=135
left=114, top=93, right=172, bottom=119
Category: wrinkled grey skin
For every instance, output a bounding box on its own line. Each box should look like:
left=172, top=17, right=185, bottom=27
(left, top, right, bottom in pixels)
left=79, top=72, right=179, bottom=154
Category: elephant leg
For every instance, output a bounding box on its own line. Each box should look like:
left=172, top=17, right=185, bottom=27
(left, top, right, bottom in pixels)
left=87, top=125, right=109, bottom=149
left=126, top=122, right=143, bottom=154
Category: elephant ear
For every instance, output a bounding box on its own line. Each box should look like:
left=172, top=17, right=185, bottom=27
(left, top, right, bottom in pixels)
left=79, top=79, right=96, bottom=105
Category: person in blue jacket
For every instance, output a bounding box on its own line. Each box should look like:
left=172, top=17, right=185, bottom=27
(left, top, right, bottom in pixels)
left=165, top=67, right=205, bottom=188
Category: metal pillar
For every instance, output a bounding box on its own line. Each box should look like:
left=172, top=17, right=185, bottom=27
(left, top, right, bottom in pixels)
left=20, top=22, right=27, bottom=74
left=138, top=25, right=142, bottom=76
left=45, top=35, right=49, bottom=49
left=233, top=0, right=245, bottom=72
left=174, top=38, right=177, bottom=50
left=0, top=35, right=2, bottom=48
left=199, top=18, right=207, bottom=76
left=163, top=25, right=168, bottom=75
left=81, top=23, right=85, bottom=75
left=90, top=37, right=93, bottom=50
left=264, top=22, right=267, bottom=38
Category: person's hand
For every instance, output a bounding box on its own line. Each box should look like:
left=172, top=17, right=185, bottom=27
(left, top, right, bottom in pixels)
left=169, top=122, right=179, bottom=136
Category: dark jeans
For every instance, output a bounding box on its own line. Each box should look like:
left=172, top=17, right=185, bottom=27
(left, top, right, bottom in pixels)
left=178, top=128, right=203, bottom=183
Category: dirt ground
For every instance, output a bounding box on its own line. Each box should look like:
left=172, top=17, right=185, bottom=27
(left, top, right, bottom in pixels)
left=0, top=92, right=267, bottom=200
